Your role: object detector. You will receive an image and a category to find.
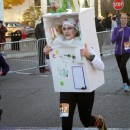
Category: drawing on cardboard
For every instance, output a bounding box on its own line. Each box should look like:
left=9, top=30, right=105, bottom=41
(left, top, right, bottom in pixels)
left=72, top=66, right=87, bottom=89
left=43, top=8, right=105, bottom=92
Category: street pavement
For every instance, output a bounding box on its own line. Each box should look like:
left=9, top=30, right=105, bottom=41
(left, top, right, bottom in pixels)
left=0, top=55, right=130, bottom=129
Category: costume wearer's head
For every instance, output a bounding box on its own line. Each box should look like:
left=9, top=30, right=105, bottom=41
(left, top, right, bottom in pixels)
left=62, top=18, right=79, bottom=40
left=62, top=18, right=78, bottom=30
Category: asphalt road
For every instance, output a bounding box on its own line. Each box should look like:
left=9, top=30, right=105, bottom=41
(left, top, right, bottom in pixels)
left=0, top=55, right=130, bottom=129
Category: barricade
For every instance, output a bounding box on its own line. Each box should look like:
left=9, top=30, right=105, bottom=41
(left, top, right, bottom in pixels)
left=36, top=38, right=50, bottom=71
left=97, top=30, right=115, bottom=56
left=11, top=31, right=22, bottom=50
left=0, top=31, right=114, bottom=75
left=0, top=39, right=38, bottom=74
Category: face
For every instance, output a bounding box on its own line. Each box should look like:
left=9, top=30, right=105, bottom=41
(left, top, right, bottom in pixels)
left=120, top=14, right=128, bottom=26
left=62, top=25, right=78, bottom=40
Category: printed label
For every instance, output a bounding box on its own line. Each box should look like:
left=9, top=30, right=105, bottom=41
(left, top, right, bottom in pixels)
left=124, top=42, right=130, bottom=50
left=60, top=103, right=69, bottom=117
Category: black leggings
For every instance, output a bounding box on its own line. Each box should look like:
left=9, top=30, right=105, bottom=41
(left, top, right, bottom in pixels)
left=115, top=53, right=130, bottom=84
left=60, top=91, right=96, bottom=130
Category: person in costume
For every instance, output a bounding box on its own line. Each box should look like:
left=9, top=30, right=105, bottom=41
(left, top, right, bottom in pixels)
left=44, top=18, right=107, bottom=130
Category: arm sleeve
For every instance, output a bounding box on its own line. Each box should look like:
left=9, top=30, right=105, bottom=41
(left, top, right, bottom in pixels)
left=111, top=28, right=119, bottom=44
left=88, top=48, right=105, bottom=71
left=91, top=55, right=105, bottom=71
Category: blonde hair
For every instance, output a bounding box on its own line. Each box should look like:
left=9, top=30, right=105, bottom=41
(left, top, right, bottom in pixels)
left=120, top=13, right=128, bottom=18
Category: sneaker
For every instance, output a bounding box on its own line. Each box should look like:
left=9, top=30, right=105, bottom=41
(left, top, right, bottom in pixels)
left=122, top=83, right=130, bottom=92
left=97, top=115, right=107, bottom=130
left=39, top=67, right=50, bottom=73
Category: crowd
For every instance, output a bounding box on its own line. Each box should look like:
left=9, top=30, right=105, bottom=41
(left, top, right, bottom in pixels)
left=95, top=12, right=130, bottom=32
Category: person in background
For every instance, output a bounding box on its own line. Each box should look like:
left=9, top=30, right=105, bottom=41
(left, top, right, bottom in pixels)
left=35, top=17, right=49, bottom=73
left=111, top=15, right=117, bottom=31
left=44, top=18, right=107, bottom=130
left=0, top=54, right=10, bottom=121
left=95, top=17, right=105, bottom=32
left=95, top=16, right=105, bottom=55
left=104, top=12, right=112, bottom=31
left=111, top=13, right=130, bottom=92
left=0, top=20, right=7, bottom=56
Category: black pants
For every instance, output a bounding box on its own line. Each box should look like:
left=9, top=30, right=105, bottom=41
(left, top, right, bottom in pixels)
left=60, top=91, right=96, bottom=130
left=115, top=53, right=130, bottom=84
left=38, top=41, right=46, bottom=67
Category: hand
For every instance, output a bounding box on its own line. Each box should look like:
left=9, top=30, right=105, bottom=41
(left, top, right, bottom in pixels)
left=43, top=45, right=52, bottom=54
left=0, top=70, right=3, bottom=76
left=119, top=27, right=124, bottom=32
left=80, top=44, right=91, bottom=59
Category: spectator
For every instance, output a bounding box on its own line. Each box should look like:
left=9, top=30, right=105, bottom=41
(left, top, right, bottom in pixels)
left=95, top=17, right=105, bottom=32
left=111, top=15, right=117, bottom=31
left=104, top=12, right=112, bottom=30
left=0, top=20, right=7, bottom=56
left=0, top=54, right=10, bottom=121
left=111, top=13, right=130, bottom=92
left=95, top=17, right=105, bottom=55
left=35, top=17, right=49, bottom=73
left=44, top=18, right=107, bottom=130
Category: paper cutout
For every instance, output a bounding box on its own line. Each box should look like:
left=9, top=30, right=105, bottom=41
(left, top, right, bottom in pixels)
left=60, top=81, right=64, bottom=86
left=60, top=103, right=69, bottom=117
left=58, top=66, right=69, bottom=77
left=72, top=66, right=86, bottom=89
left=124, top=42, right=130, bottom=50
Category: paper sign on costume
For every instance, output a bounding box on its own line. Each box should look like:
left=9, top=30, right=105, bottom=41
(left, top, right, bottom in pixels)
left=43, top=8, right=105, bottom=92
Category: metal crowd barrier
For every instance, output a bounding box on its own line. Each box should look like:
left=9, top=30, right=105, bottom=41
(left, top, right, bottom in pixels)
left=0, top=31, right=114, bottom=75
left=97, top=30, right=115, bottom=56
left=0, top=39, right=38, bottom=74
left=36, top=38, right=49, bottom=69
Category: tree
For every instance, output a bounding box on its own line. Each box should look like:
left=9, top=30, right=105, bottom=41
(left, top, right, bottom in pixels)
left=22, top=6, right=42, bottom=28
left=122, top=0, right=130, bottom=14
left=4, top=0, right=25, bottom=9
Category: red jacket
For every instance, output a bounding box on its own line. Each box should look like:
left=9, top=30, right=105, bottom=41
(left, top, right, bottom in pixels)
left=0, top=25, right=7, bottom=43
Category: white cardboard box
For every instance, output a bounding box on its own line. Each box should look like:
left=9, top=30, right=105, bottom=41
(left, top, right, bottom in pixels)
left=43, top=8, right=105, bottom=92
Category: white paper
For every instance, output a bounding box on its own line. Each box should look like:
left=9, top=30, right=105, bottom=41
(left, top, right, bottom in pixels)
left=72, top=66, right=86, bottom=89
left=75, top=48, right=84, bottom=63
